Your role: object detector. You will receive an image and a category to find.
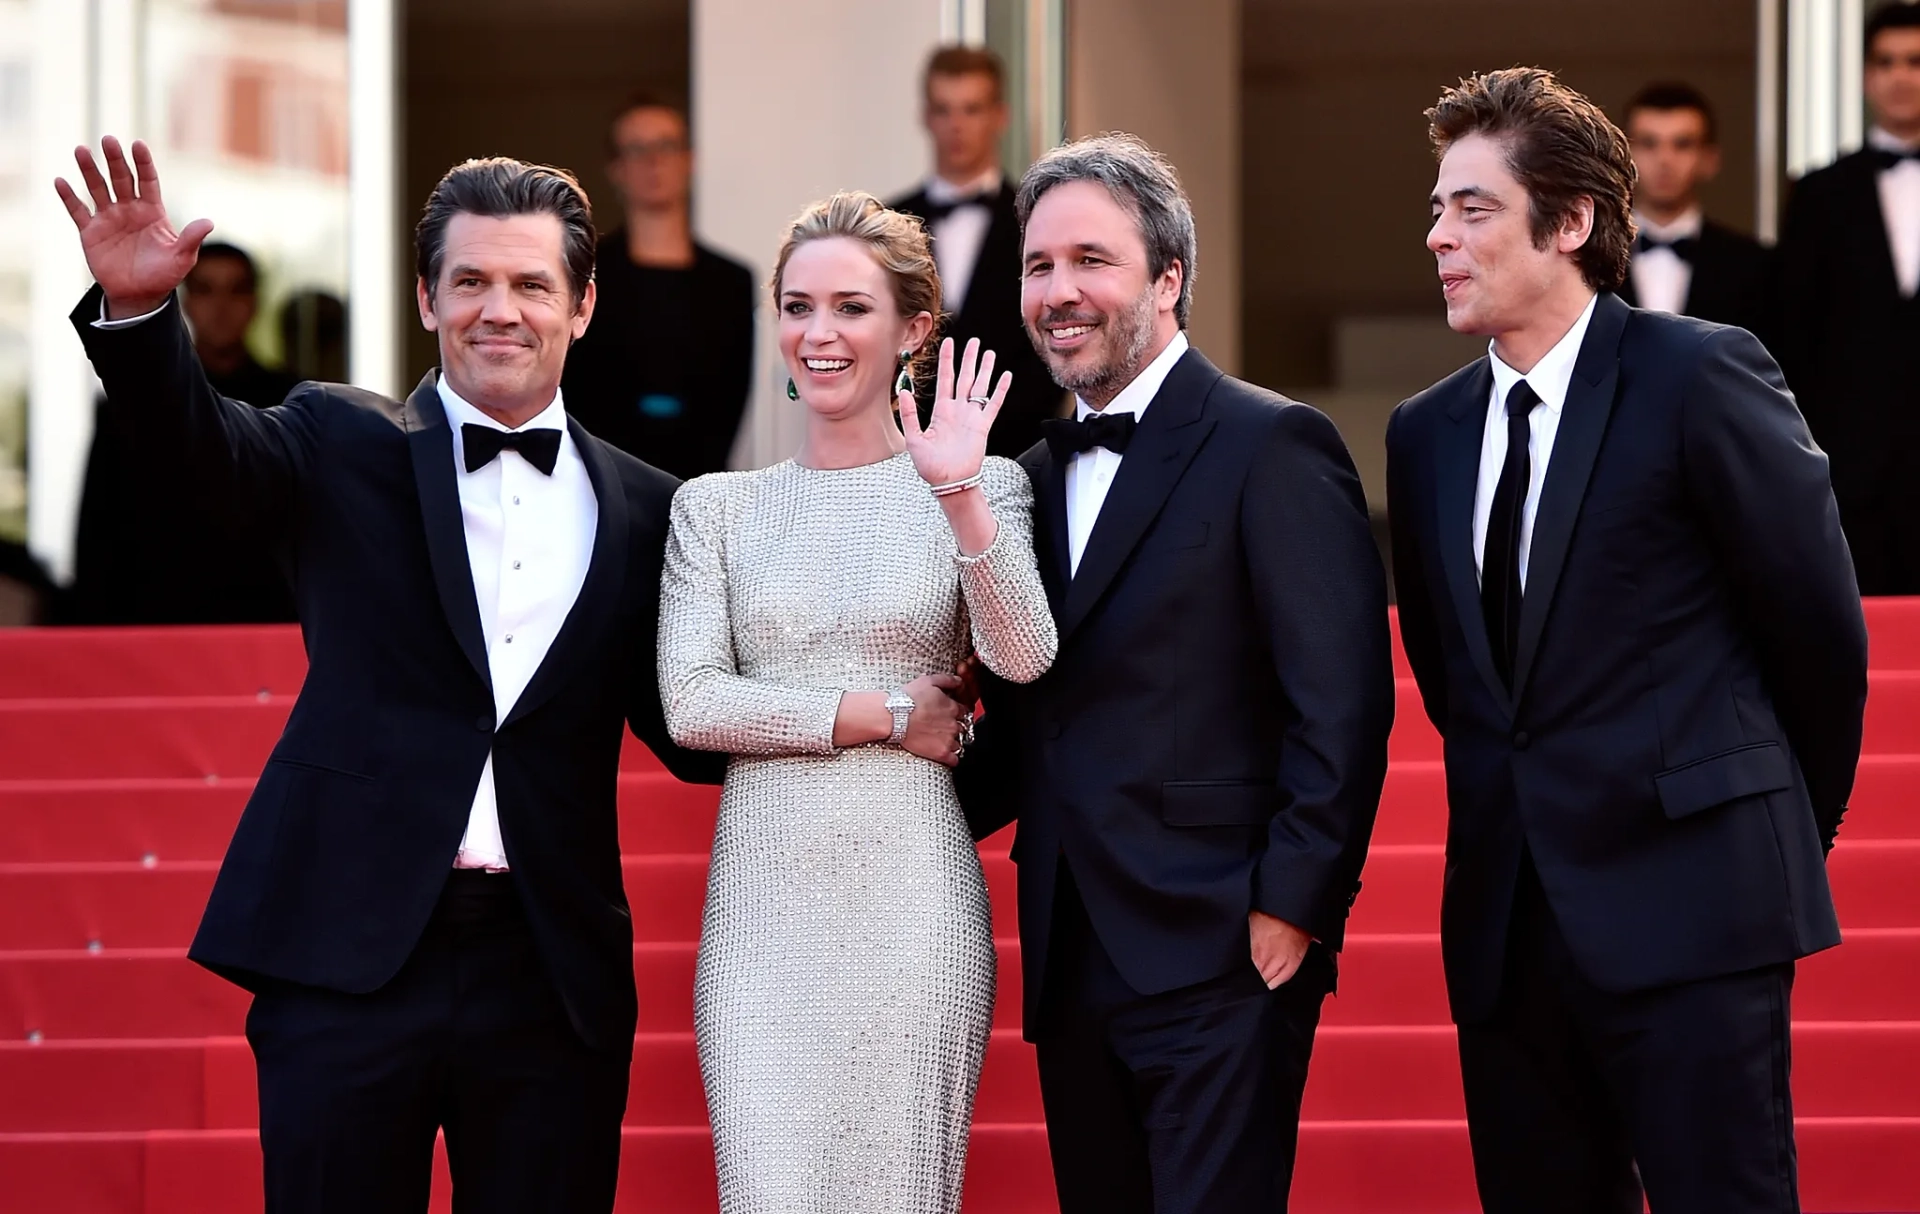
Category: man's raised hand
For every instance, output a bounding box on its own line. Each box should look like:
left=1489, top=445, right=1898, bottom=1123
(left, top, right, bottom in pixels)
left=54, top=138, right=212, bottom=320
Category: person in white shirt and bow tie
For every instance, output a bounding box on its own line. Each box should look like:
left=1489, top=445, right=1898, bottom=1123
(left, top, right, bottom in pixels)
left=955, top=132, right=1394, bottom=1214
left=891, top=46, right=1063, bottom=458
left=56, top=138, right=725, bottom=1214
left=1778, top=0, right=1920, bottom=593
left=1617, top=82, right=1773, bottom=342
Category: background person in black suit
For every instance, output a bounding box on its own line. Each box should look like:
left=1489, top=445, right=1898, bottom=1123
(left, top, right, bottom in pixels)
left=1390, top=69, right=1867, bottom=1213
left=70, top=241, right=300, bottom=623
left=890, top=46, right=1062, bottom=457
left=56, top=139, right=723, bottom=1214
left=958, top=133, right=1395, bottom=1214
left=1777, top=1, right=1920, bottom=594
left=1618, top=82, right=1773, bottom=341
left=562, top=92, right=755, bottom=480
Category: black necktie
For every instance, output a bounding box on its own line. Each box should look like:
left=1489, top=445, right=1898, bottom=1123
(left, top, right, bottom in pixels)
left=1042, top=412, right=1138, bottom=461
left=922, top=191, right=993, bottom=223
left=462, top=423, right=562, bottom=476
left=1634, top=232, right=1699, bottom=262
left=1482, top=380, right=1543, bottom=689
left=1872, top=146, right=1920, bottom=170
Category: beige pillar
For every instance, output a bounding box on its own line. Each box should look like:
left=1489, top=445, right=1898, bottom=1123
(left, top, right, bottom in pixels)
left=1066, top=0, right=1241, bottom=374
left=692, top=0, right=948, bottom=469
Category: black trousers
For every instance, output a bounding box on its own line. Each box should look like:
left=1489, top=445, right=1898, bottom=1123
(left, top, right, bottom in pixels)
left=246, top=870, right=631, bottom=1214
left=1032, top=861, right=1333, bottom=1214
left=1458, top=853, right=1799, bottom=1214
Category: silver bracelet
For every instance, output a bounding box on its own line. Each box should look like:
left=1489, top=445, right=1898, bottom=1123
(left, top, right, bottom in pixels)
left=928, top=472, right=984, bottom=498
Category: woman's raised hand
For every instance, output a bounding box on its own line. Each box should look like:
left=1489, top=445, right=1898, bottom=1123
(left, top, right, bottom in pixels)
left=54, top=138, right=213, bottom=319
left=899, top=337, right=1013, bottom=488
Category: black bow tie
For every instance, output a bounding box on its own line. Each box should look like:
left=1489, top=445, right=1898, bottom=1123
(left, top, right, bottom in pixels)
left=1873, top=145, right=1920, bottom=170
left=1635, top=233, right=1698, bottom=261
left=1043, top=412, right=1138, bottom=461
left=462, top=423, right=562, bottom=475
left=922, top=191, right=994, bottom=223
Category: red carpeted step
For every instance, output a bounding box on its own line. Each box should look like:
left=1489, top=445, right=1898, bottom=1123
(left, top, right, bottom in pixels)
left=0, top=773, right=723, bottom=864
left=12, top=931, right=1917, bottom=1041
left=0, top=851, right=1021, bottom=950
left=7, top=1116, right=1919, bottom=1214
left=0, top=625, right=307, bottom=700
left=14, top=1017, right=1915, bottom=1135
left=1865, top=596, right=1920, bottom=670
left=0, top=699, right=675, bottom=780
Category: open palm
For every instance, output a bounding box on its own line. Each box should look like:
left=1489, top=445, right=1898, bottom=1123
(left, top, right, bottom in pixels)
left=900, top=337, right=1013, bottom=488
left=54, top=138, right=213, bottom=315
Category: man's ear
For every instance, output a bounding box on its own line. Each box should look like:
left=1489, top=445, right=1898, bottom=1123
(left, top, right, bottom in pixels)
left=1699, top=144, right=1724, bottom=184
left=571, top=279, right=597, bottom=341
left=417, top=277, right=438, bottom=332
left=1557, top=197, right=1597, bottom=254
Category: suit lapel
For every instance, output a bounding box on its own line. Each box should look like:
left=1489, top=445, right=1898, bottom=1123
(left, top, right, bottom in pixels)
left=502, top=421, right=630, bottom=727
left=1435, top=359, right=1510, bottom=714
left=1510, top=292, right=1627, bottom=699
left=1026, top=448, right=1071, bottom=617
left=404, top=373, right=491, bottom=692
left=1058, top=349, right=1220, bottom=643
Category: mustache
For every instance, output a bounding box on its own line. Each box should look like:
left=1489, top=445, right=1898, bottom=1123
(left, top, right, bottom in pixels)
left=1034, top=308, right=1102, bottom=328
left=469, top=326, right=533, bottom=345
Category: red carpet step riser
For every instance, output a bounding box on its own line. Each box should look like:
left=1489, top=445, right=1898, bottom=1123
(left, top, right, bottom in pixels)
left=12, top=670, right=1920, bottom=779
left=5, top=1020, right=1918, bottom=1134
left=7, top=758, right=1918, bottom=867
left=3, top=838, right=1915, bottom=951
left=6, top=931, right=1918, bottom=1041
left=5, top=1118, right=1918, bottom=1214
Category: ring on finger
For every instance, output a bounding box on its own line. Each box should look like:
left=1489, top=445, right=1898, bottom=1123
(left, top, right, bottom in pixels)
left=967, top=395, right=992, bottom=408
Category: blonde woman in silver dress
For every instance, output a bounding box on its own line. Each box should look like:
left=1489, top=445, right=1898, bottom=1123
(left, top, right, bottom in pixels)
left=656, top=191, right=1057, bottom=1213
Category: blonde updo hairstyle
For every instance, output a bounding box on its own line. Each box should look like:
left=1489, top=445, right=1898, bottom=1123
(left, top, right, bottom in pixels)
left=770, top=191, right=944, bottom=392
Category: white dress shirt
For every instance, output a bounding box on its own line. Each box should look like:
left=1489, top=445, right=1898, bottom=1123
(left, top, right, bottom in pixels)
left=1869, top=127, right=1920, bottom=298
left=440, top=380, right=598, bottom=870
left=1065, top=331, right=1190, bottom=576
left=1472, top=295, right=1598, bottom=590
left=924, top=169, right=1002, bottom=314
left=1629, top=207, right=1702, bottom=315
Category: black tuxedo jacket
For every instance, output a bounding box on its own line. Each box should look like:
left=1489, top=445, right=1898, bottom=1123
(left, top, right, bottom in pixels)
left=71, top=287, right=724, bottom=1052
left=1775, top=148, right=1920, bottom=491
left=889, top=181, right=1064, bottom=458
left=958, top=347, right=1395, bottom=1035
left=1617, top=218, right=1774, bottom=347
left=1386, top=293, right=1867, bottom=1024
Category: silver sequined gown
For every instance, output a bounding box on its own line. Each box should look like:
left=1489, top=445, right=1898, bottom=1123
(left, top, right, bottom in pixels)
left=657, top=452, right=1056, bottom=1214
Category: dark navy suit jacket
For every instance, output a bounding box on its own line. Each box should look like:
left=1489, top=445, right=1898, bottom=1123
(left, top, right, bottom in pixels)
left=1385, top=292, right=1867, bottom=1024
left=72, top=287, right=724, bottom=1052
left=959, top=347, right=1396, bottom=1036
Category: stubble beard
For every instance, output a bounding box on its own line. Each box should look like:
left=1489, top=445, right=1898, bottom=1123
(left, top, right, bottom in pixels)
left=1028, top=284, right=1159, bottom=409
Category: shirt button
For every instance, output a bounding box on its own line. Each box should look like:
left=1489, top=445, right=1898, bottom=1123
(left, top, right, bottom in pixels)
left=512, top=560, right=522, bottom=571
left=504, top=634, right=514, bottom=644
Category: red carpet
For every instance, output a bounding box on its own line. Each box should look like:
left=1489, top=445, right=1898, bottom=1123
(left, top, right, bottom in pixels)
left=2, top=611, right=1917, bottom=1212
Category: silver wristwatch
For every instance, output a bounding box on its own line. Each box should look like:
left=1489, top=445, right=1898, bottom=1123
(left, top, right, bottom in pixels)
left=884, top=688, right=915, bottom=745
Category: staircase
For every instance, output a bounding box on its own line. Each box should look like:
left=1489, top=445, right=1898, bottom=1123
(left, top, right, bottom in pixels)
left=2, top=609, right=1918, bottom=1212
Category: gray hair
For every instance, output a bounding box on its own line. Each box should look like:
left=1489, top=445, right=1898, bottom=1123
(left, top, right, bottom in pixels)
left=1014, top=132, right=1197, bottom=328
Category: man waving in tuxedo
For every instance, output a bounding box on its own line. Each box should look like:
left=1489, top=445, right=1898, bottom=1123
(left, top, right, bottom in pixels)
left=55, top=138, right=723, bottom=1214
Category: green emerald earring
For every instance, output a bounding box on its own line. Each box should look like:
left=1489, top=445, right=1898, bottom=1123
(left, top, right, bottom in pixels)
left=786, top=377, right=799, bottom=402
left=894, top=352, right=914, bottom=397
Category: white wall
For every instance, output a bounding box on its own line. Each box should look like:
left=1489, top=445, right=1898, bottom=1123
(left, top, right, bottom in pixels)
left=692, top=0, right=948, bottom=469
